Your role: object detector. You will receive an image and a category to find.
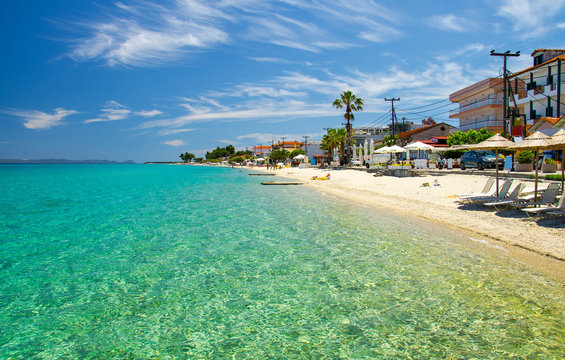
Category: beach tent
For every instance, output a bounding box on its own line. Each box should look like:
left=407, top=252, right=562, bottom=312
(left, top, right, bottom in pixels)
left=471, top=134, right=514, bottom=196
left=507, top=131, right=551, bottom=202
left=543, top=129, right=565, bottom=190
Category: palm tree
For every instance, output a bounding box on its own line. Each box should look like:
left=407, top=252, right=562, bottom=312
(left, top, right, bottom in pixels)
left=320, top=128, right=347, bottom=164
left=333, top=90, right=364, bottom=165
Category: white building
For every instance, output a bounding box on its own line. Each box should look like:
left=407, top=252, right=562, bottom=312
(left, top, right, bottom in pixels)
left=449, top=78, right=505, bottom=132
left=508, top=49, right=565, bottom=135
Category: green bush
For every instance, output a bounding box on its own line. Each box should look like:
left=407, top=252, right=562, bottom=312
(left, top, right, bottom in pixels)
left=516, top=150, right=534, bottom=164
left=544, top=174, right=564, bottom=181
left=544, top=158, right=557, bottom=165
left=443, top=150, right=465, bottom=159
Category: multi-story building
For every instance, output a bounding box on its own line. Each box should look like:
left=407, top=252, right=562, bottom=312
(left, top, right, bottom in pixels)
left=449, top=78, right=505, bottom=132
left=508, top=49, right=565, bottom=135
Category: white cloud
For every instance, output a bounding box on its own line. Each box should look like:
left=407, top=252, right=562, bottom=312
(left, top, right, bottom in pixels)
left=69, top=2, right=229, bottom=66
left=496, top=0, right=565, bottom=36
left=428, top=14, right=470, bottom=32
left=157, top=128, right=195, bottom=136
left=162, top=139, right=185, bottom=147
left=136, top=54, right=493, bottom=132
left=85, top=100, right=130, bottom=123
left=66, top=0, right=402, bottom=66
left=135, top=109, right=163, bottom=117
left=3, top=108, right=78, bottom=130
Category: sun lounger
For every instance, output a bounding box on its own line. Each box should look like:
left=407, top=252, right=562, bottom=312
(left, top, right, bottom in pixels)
left=545, top=208, right=565, bottom=217
left=485, top=183, right=559, bottom=210
left=483, top=183, right=525, bottom=209
left=462, top=180, right=513, bottom=203
left=521, top=192, right=565, bottom=217
left=507, top=183, right=560, bottom=210
left=457, top=178, right=495, bottom=198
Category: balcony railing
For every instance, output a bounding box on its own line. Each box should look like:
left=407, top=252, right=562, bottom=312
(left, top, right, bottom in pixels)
left=459, top=120, right=504, bottom=131
left=450, top=98, right=504, bottom=116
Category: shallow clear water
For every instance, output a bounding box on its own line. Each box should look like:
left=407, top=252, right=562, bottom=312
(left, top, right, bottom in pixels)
left=0, top=164, right=564, bottom=359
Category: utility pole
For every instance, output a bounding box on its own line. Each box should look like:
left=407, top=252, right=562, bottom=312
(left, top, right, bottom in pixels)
left=385, top=98, right=400, bottom=144
left=281, top=137, right=286, bottom=150
left=302, top=135, right=310, bottom=158
left=490, top=50, right=520, bottom=136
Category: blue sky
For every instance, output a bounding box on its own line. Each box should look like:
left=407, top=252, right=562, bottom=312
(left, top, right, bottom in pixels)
left=2, top=0, right=565, bottom=162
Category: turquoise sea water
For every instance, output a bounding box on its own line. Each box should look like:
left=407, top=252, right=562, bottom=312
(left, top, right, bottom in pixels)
left=0, top=164, right=564, bottom=359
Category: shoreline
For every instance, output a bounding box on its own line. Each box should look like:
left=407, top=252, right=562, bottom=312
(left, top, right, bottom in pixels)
left=250, top=165, right=565, bottom=281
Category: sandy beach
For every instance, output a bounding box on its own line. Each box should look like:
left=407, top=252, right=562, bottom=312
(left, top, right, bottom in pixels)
left=254, top=166, right=565, bottom=272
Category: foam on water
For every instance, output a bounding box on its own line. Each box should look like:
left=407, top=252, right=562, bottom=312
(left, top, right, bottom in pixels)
left=0, top=164, right=564, bottom=358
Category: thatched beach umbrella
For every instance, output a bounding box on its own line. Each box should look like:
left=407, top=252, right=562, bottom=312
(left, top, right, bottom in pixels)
left=471, top=133, right=514, bottom=196
left=545, top=129, right=565, bottom=190
left=507, top=131, right=551, bottom=202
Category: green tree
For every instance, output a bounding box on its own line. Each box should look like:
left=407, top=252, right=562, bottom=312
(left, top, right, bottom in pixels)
left=235, top=150, right=253, bottom=157
left=269, top=149, right=290, bottom=163
left=205, top=145, right=236, bottom=160
left=381, top=135, right=399, bottom=147
left=320, top=128, right=347, bottom=163
left=447, top=129, right=494, bottom=146
left=179, top=152, right=195, bottom=163
left=228, top=156, right=246, bottom=163
left=333, top=90, right=364, bottom=165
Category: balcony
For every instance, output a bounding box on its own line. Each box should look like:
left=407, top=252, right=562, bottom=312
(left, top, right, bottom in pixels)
left=450, top=98, right=504, bottom=117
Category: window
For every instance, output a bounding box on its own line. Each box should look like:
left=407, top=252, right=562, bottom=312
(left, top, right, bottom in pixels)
left=534, top=54, right=544, bottom=66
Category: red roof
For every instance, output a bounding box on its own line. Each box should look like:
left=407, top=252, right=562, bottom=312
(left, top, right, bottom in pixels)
left=419, top=140, right=449, bottom=147
left=509, top=54, right=565, bottom=78
left=399, top=125, right=434, bottom=138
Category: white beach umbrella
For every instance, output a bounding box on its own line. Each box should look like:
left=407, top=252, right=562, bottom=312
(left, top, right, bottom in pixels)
left=387, top=145, right=405, bottom=153
left=405, top=141, right=433, bottom=159
left=256, top=157, right=266, bottom=162
left=352, top=144, right=357, bottom=161
left=404, top=141, right=434, bottom=150
left=369, top=138, right=374, bottom=160
left=364, top=139, right=368, bottom=160
left=375, top=146, right=391, bottom=154
left=293, top=154, right=305, bottom=160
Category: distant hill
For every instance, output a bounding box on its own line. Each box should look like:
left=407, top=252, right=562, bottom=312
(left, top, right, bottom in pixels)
left=0, top=159, right=136, bottom=164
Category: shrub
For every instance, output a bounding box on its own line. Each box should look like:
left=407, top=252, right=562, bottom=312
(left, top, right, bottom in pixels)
left=544, top=158, right=557, bottom=165
left=516, top=150, right=534, bottom=164
left=544, top=174, right=564, bottom=181
left=443, top=150, right=465, bottom=159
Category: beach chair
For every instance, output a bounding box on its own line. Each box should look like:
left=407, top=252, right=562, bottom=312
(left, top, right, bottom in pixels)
left=506, top=183, right=560, bottom=211
left=521, top=191, right=565, bottom=217
left=462, top=180, right=513, bottom=204
left=483, top=183, right=526, bottom=209
left=457, top=177, right=495, bottom=199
